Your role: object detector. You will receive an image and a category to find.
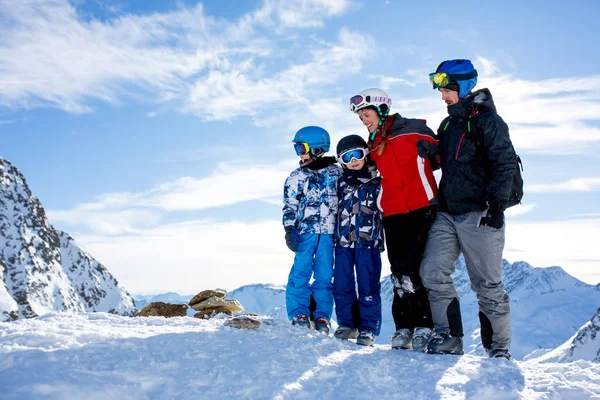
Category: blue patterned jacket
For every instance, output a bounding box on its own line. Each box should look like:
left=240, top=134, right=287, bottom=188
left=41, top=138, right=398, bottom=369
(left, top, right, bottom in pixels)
left=335, top=166, right=384, bottom=250
left=282, top=157, right=342, bottom=235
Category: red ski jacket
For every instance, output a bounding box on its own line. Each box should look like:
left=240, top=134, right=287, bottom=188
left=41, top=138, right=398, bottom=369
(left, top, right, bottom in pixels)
left=369, top=113, right=439, bottom=216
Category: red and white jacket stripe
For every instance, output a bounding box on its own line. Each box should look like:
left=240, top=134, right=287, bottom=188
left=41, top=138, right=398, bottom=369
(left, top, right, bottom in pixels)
left=369, top=113, right=439, bottom=216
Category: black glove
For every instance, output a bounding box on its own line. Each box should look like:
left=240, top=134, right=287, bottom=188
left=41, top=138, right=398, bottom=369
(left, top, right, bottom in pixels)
left=480, top=206, right=505, bottom=229
left=284, top=227, right=297, bottom=252
left=416, top=140, right=440, bottom=170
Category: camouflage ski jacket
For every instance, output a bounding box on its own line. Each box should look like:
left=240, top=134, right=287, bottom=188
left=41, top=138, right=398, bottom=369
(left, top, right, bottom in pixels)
left=335, top=166, right=384, bottom=250
left=282, top=157, right=342, bottom=235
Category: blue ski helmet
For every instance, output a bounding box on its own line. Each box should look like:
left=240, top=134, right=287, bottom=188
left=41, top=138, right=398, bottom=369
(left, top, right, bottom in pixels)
left=293, top=126, right=330, bottom=152
left=432, top=59, right=478, bottom=99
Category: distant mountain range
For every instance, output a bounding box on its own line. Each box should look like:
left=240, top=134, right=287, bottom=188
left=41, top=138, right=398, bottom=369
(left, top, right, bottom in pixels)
left=0, top=157, right=135, bottom=321
left=3, top=155, right=599, bottom=363
left=136, top=259, right=600, bottom=361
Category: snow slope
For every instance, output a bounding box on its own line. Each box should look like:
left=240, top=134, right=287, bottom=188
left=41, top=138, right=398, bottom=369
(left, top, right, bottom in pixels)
left=452, top=259, right=600, bottom=360
left=0, top=313, right=598, bottom=399
left=223, top=260, right=600, bottom=361
left=535, top=307, right=600, bottom=364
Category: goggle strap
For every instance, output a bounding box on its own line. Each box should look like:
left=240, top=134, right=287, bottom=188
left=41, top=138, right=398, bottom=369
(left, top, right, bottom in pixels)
left=449, top=70, right=478, bottom=81
left=432, top=70, right=478, bottom=83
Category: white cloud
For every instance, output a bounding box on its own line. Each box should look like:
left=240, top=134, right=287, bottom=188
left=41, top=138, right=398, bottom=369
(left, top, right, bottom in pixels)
left=184, top=27, right=372, bottom=120
left=400, top=58, right=600, bottom=155
left=472, top=58, right=600, bottom=154
left=72, top=215, right=600, bottom=295
left=505, top=217, right=600, bottom=285
left=505, top=203, right=536, bottom=217
left=257, top=0, right=353, bottom=29
left=51, top=208, right=160, bottom=235
left=78, top=219, right=294, bottom=294
left=47, top=160, right=296, bottom=234
left=0, top=0, right=354, bottom=115
left=527, top=178, right=600, bottom=193
left=0, top=1, right=218, bottom=112
left=2, top=2, right=599, bottom=158
left=150, top=163, right=290, bottom=211
left=366, top=74, right=416, bottom=91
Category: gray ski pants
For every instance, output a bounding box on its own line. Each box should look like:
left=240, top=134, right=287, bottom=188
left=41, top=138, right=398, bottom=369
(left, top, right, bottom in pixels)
left=420, top=211, right=511, bottom=350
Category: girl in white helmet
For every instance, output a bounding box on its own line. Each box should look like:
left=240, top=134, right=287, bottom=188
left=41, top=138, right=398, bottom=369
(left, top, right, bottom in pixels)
left=349, top=88, right=439, bottom=351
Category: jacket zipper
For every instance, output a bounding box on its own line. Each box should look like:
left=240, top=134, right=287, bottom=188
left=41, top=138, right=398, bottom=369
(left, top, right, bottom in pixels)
left=455, top=132, right=466, bottom=160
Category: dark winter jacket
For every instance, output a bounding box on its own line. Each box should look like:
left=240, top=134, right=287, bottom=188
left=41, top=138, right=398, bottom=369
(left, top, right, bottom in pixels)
left=335, top=166, right=384, bottom=250
left=437, top=88, right=517, bottom=214
left=369, top=113, right=439, bottom=216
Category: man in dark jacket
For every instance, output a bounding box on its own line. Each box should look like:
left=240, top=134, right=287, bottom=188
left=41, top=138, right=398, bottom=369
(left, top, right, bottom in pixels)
left=418, top=59, right=517, bottom=359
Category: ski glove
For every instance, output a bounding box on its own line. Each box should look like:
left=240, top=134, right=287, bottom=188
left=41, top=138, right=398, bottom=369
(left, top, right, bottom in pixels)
left=480, top=206, right=505, bottom=229
left=391, top=274, right=416, bottom=298
left=284, top=227, right=297, bottom=252
left=416, top=140, right=440, bottom=171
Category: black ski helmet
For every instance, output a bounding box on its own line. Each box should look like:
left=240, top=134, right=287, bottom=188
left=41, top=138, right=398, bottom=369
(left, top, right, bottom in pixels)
left=336, top=134, right=368, bottom=157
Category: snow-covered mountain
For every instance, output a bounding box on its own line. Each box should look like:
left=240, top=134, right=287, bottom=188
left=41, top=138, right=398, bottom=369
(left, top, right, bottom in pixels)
left=455, top=259, right=600, bottom=359
left=163, top=258, right=598, bottom=361
left=229, top=283, right=287, bottom=319
left=0, top=157, right=135, bottom=321
left=133, top=285, right=287, bottom=318
left=535, top=307, right=600, bottom=363
left=134, top=292, right=193, bottom=310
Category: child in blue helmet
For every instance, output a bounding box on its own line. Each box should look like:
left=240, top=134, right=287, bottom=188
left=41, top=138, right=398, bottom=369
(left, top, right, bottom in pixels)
left=282, top=126, right=342, bottom=334
left=333, top=134, right=384, bottom=346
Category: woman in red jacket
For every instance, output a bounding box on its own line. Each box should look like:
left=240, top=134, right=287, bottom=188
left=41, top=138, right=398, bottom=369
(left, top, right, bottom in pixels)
left=349, top=88, right=439, bottom=351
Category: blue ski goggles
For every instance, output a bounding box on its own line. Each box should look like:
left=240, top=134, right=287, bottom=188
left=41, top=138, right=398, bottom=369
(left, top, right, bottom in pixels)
left=339, top=148, right=368, bottom=165
left=293, top=142, right=310, bottom=156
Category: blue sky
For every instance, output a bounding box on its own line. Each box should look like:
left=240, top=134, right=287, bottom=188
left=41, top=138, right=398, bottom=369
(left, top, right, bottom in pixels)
left=1, top=0, right=599, bottom=294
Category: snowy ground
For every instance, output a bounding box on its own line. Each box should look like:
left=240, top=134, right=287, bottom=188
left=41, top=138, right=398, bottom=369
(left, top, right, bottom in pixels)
left=1, top=313, right=599, bottom=400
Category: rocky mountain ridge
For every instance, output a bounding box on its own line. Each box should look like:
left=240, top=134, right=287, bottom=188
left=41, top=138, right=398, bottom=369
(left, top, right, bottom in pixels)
left=0, top=157, right=135, bottom=321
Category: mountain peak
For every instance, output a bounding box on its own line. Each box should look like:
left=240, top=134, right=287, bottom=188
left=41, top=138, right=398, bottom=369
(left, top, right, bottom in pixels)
left=536, top=307, right=600, bottom=363
left=0, top=157, right=135, bottom=320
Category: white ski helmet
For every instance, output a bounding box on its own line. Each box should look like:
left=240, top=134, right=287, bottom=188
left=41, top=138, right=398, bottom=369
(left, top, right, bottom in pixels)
left=349, top=88, right=392, bottom=116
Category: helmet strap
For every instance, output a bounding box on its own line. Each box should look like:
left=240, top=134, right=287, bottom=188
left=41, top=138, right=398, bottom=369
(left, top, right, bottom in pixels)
left=309, top=148, right=325, bottom=158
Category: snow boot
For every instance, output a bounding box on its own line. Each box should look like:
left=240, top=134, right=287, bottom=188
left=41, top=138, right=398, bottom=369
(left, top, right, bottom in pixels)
left=427, top=330, right=464, bottom=355
left=292, top=314, right=310, bottom=329
left=487, top=347, right=513, bottom=360
left=391, top=328, right=412, bottom=350
left=334, top=325, right=359, bottom=340
left=412, top=327, right=432, bottom=353
left=357, top=330, right=375, bottom=347
left=314, top=317, right=331, bottom=335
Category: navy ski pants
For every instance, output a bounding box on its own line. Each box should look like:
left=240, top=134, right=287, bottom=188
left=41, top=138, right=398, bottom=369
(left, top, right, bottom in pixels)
left=333, top=246, right=382, bottom=335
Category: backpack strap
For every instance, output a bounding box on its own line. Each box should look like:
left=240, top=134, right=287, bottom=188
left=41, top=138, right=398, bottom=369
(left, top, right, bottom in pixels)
left=466, top=111, right=488, bottom=163
left=438, top=116, right=451, bottom=144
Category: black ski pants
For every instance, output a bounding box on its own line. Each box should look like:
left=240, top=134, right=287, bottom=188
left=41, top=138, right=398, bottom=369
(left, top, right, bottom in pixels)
left=383, top=206, right=437, bottom=331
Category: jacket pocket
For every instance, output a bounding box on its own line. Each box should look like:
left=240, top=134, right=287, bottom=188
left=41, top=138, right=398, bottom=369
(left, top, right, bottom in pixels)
left=454, top=133, right=478, bottom=164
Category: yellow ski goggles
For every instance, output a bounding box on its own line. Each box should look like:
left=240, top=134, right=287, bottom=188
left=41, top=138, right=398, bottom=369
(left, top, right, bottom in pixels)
left=429, top=72, right=451, bottom=88
left=429, top=70, right=478, bottom=89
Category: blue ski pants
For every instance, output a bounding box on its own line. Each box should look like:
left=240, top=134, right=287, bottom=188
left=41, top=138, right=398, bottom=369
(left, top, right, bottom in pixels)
left=333, top=246, right=382, bottom=335
left=286, top=233, right=334, bottom=320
